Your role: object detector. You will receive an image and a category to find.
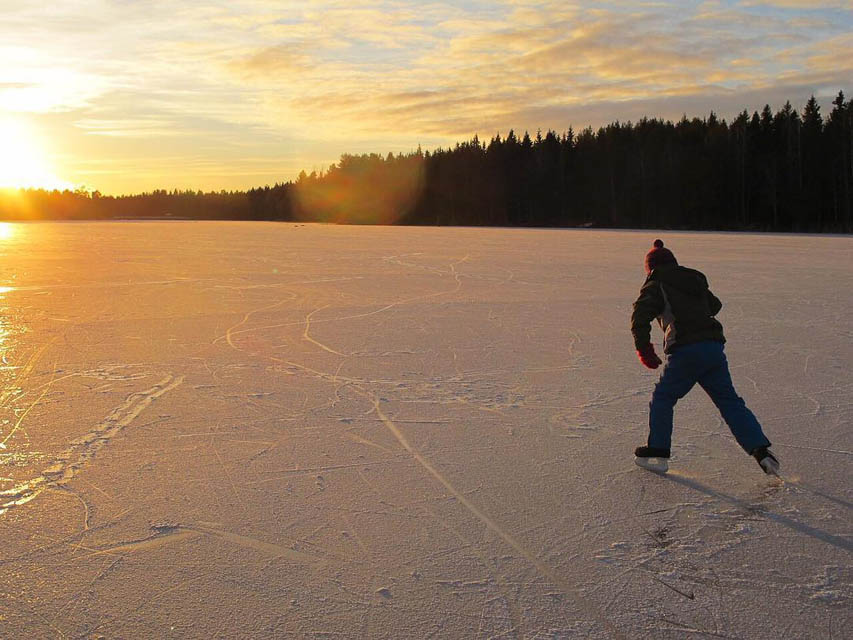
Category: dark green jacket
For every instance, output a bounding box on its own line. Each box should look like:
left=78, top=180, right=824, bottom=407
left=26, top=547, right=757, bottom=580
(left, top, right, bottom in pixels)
left=631, top=264, right=725, bottom=354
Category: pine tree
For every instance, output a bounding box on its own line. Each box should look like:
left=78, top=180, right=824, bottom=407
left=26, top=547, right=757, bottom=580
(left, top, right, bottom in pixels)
left=827, top=92, right=852, bottom=229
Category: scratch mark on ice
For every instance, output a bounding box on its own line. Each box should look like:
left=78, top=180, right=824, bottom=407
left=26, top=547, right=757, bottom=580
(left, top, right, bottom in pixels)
left=0, top=375, right=184, bottom=515
left=303, top=305, right=348, bottom=356
left=368, top=396, right=627, bottom=640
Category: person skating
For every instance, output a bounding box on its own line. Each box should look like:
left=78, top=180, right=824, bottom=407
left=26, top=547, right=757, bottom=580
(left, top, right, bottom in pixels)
left=631, top=239, right=779, bottom=475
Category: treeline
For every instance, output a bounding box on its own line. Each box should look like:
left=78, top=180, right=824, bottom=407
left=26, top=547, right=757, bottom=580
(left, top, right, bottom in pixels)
left=2, top=91, right=851, bottom=232
left=0, top=187, right=248, bottom=221
left=286, top=91, right=852, bottom=231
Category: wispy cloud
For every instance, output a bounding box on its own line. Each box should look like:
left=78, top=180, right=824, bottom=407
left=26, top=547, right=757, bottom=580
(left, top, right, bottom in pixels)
left=1, top=0, right=850, bottom=193
left=741, top=1, right=853, bottom=8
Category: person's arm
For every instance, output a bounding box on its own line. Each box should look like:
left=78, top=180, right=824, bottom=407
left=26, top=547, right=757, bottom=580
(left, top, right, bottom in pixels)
left=631, top=280, right=664, bottom=350
left=699, top=272, right=722, bottom=316
left=631, top=280, right=664, bottom=368
left=707, top=288, right=722, bottom=316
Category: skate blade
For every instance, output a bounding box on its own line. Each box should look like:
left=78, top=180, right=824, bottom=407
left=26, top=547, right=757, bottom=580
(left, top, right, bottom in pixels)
left=635, top=456, right=668, bottom=473
left=760, top=458, right=780, bottom=476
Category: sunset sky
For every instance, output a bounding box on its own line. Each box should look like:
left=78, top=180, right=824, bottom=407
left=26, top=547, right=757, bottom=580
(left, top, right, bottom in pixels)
left=1, top=0, right=851, bottom=195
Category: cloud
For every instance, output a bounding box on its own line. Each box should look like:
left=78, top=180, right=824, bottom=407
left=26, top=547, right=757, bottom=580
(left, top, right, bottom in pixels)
left=74, top=117, right=186, bottom=138
left=740, top=1, right=853, bottom=8
left=1, top=0, right=851, bottom=192
left=230, top=44, right=313, bottom=76
left=802, top=33, right=853, bottom=73
left=266, top=2, right=846, bottom=139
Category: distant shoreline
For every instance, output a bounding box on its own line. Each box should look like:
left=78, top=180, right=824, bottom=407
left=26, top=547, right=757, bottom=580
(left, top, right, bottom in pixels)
left=3, top=218, right=850, bottom=239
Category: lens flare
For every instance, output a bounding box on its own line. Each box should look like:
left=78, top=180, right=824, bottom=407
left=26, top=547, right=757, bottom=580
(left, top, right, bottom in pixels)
left=292, top=154, right=424, bottom=225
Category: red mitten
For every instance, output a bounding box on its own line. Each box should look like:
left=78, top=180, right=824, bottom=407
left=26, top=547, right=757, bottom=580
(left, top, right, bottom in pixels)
left=637, top=343, right=662, bottom=369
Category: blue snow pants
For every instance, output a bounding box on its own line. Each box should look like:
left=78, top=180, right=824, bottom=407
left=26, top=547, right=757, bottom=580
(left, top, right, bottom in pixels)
left=648, top=340, right=770, bottom=454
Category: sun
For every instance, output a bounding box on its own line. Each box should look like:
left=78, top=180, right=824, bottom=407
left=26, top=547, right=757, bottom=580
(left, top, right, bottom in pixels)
left=0, top=117, right=74, bottom=191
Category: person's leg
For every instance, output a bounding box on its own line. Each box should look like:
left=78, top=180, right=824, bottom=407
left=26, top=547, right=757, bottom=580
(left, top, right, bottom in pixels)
left=648, top=347, right=698, bottom=451
left=697, top=343, right=770, bottom=453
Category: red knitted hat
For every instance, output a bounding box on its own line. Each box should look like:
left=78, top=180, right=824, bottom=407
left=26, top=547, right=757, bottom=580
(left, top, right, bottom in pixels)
left=644, top=239, right=677, bottom=273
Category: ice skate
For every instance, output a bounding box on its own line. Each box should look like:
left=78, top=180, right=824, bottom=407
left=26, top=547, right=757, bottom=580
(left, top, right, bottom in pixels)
left=752, top=446, right=780, bottom=476
left=634, top=446, right=670, bottom=473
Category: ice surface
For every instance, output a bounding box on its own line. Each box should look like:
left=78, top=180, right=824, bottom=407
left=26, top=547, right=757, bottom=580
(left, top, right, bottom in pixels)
left=0, top=222, right=850, bottom=638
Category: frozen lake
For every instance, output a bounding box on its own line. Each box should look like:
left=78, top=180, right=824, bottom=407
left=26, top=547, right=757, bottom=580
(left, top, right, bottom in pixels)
left=0, top=222, right=850, bottom=638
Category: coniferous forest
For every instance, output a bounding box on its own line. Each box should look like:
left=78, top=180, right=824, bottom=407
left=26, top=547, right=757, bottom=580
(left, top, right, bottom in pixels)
left=2, top=92, right=852, bottom=232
